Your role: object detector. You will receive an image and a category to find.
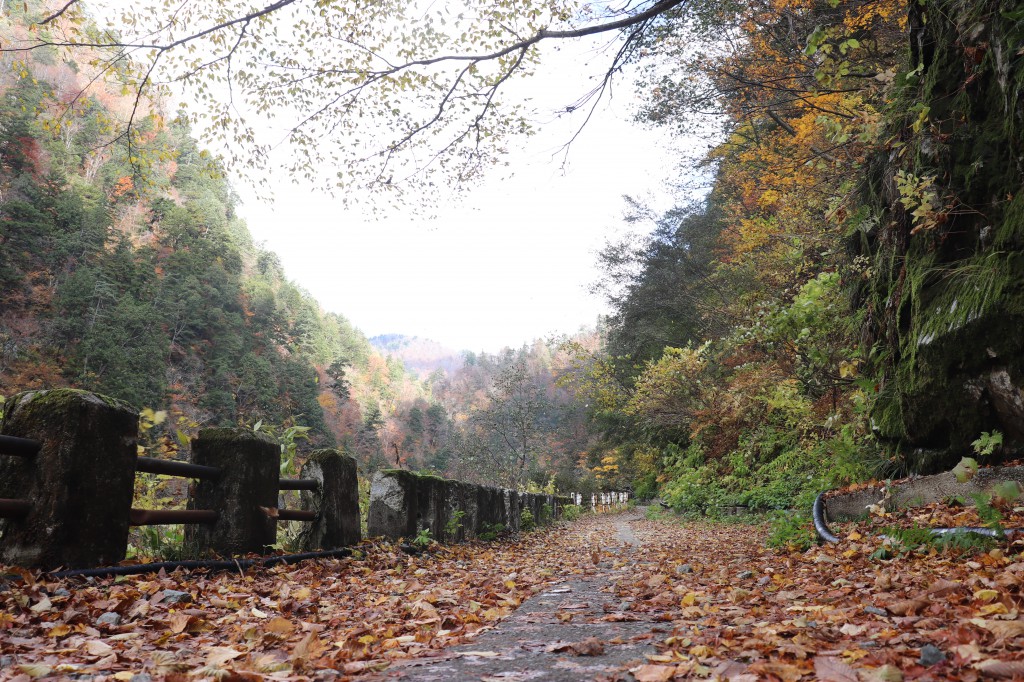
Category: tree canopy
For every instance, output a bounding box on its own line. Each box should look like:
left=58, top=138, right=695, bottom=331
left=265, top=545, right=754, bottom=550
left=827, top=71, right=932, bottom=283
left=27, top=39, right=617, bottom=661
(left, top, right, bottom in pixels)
left=4, top=0, right=686, bottom=196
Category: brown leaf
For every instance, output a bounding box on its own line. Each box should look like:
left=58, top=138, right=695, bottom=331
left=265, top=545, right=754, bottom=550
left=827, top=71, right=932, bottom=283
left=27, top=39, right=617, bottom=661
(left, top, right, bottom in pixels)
left=167, top=612, right=203, bottom=634
left=925, top=579, right=961, bottom=597
left=569, top=637, right=605, bottom=656
left=860, top=664, right=903, bottom=682
left=975, top=659, right=1024, bottom=678
left=205, top=646, right=245, bottom=666
left=885, top=598, right=928, bottom=616
left=747, top=662, right=805, bottom=682
left=291, top=631, right=328, bottom=664
left=972, top=619, right=1024, bottom=642
left=631, top=664, right=677, bottom=682
left=814, top=656, right=858, bottom=682
left=266, top=616, right=295, bottom=634
left=84, top=639, right=114, bottom=657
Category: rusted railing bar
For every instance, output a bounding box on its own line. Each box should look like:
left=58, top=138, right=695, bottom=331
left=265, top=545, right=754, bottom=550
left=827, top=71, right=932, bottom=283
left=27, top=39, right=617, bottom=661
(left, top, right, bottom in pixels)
left=275, top=509, right=316, bottom=522
left=0, top=434, right=41, bottom=458
left=279, top=478, right=318, bottom=491
left=136, top=457, right=220, bottom=480
left=129, top=508, right=219, bottom=525
left=0, top=498, right=31, bottom=518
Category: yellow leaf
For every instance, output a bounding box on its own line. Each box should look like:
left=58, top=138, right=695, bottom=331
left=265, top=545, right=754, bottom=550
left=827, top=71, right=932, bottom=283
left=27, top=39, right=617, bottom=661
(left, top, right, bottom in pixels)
left=975, top=589, right=1000, bottom=603
left=979, top=603, right=1010, bottom=616
left=48, top=624, right=72, bottom=638
left=266, top=617, right=295, bottom=634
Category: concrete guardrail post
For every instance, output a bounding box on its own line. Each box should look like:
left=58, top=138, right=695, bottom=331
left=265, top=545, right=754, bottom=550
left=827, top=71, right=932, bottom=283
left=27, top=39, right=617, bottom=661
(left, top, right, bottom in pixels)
left=296, top=448, right=361, bottom=550
left=0, top=389, right=138, bottom=569
left=185, top=428, right=279, bottom=556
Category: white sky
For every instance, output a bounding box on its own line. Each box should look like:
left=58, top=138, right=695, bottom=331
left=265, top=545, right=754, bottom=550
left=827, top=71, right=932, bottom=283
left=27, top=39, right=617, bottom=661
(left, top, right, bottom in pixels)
left=233, top=42, right=683, bottom=353
left=88, top=1, right=688, bottom=353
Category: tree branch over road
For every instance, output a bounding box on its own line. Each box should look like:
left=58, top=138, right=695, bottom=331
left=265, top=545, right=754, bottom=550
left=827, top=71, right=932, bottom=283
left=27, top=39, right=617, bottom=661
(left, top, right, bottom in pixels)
left=5, top=0, right=685, bottom=197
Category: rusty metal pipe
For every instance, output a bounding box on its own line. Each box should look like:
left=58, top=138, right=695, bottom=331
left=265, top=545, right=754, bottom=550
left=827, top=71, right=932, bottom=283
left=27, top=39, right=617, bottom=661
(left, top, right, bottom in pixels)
left=129, top=508, right=218, bottom=525
left=0, top=498, right=30, bottom=518
left=136, top=457, right=220, bottom=480
left=0, top=434, right=41, bottom=458
left=276, top=508, right=316, bottom=522
left=279, top=478, right=318, bottom=491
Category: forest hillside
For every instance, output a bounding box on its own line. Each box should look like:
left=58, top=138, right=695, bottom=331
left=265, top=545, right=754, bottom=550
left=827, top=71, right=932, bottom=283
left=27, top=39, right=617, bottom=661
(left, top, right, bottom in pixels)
left=0, top=4, right=603, bottom=495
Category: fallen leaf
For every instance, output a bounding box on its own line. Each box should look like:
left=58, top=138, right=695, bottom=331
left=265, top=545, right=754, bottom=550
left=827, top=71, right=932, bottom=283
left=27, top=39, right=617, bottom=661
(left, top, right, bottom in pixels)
left=975, top=659, right=1024, bottom=678
left=84, top=639, right=114, bottom=657
left=886, top=598, right=928, bottom=616
left=861, top=664, right=903, bottom=682
left=747, top=662, right=804, bottom=682
left=631, top=664, right=677, bottom=682
left=972, top=619, right=1024, bottom=641
left=47, top=624, right=71, bottom=638
left=29, top=597, right=52, bottom=613
left=205, top=646, right=245, bottom=666
left=266, top=616, right=295, bottom=634
left=18, top=664, right=53, bottom=678
left=814, top=656, right=858, bottom=682
left=569, top=637, right=605, bottom=656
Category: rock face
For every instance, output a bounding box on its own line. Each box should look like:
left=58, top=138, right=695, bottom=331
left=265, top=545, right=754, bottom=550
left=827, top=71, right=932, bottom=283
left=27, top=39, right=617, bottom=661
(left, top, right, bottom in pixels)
left=367, top=469, right=572, bottom=541
left=297, top=448, right=361, bottom=550
left=0, top=389, right=138, bottom=569
left=857, top=0, right=1024, bottom=471
left=185, top=428, right=279, bottom=556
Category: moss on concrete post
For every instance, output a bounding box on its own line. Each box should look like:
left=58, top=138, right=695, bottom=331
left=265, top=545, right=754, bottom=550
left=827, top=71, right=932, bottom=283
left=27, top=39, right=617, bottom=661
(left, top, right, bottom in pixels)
left=0, top=389, right=137, bottom=569
left=297, top=448, right=361, bottom=550
left=185, top=428, right=278, bottom=556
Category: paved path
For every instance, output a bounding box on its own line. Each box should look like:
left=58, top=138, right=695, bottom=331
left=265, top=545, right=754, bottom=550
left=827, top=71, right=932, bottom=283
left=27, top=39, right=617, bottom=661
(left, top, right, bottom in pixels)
left=375, top=511, right=657, bottom=681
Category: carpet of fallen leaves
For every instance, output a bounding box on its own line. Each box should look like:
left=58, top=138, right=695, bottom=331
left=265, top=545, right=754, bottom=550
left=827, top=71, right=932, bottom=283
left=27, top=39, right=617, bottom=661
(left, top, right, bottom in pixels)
left=614, top=509, right=1024, bottom=682
left=5, top=506, right=1024, bottom=682
left=0, top=524, right=601, bottom=681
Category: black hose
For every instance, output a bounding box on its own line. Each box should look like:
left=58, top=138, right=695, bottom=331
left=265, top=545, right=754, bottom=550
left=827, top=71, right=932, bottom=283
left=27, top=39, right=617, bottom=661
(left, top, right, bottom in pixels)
left=48, top=547, right=352, bottom=580
left=813, top=490, right=1024, bottom=544
left=812, top=492, right=841, bottom=544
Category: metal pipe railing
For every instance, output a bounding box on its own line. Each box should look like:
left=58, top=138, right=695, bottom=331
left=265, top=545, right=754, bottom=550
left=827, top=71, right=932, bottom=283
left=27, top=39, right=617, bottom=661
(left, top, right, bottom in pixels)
left=129, top=508, right=219, bottom=526
left=276, top=508, right=316, bottom=522
left=0, top=434, right=41, bottom=458
left=279, top=478, right=318, bottom=491
left=136, top=456, right=220, bottom=480
left=0, top=498, right=31, bottom=518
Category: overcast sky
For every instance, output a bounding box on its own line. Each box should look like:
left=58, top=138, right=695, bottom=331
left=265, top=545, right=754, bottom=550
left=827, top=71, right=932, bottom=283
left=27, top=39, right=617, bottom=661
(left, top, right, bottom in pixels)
left=89, top=2, right=688, bottom=353
left=232, top=39, right=683, bottom=353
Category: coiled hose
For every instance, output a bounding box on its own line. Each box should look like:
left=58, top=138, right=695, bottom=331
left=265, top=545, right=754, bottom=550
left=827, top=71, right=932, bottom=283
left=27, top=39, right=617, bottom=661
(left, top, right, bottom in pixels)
left=813, top=490, right=1023, bottom=544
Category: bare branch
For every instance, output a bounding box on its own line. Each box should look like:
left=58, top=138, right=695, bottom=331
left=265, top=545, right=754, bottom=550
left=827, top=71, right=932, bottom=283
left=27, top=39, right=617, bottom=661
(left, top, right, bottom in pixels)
left=37, top=0, right=79, bottom=25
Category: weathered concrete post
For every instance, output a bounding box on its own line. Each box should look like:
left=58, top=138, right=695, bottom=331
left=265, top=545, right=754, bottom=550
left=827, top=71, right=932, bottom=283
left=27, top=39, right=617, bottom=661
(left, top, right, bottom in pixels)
left=297, top=448, right=361, bottom=550
left=185, top=428, right=279, bottom=556
left=0, top=389, right=138, bottom=569
left=367, top=470, right=418, bottom=539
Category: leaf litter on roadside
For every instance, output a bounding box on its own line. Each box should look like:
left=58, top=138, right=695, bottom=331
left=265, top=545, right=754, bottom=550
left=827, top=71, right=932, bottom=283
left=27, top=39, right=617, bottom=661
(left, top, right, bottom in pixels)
left=4, top=508, right=1024, bottom=680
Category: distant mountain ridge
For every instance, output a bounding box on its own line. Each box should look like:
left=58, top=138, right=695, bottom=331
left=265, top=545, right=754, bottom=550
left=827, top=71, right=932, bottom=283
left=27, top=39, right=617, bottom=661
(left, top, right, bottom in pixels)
left=369, top=334, right=464, bottom=377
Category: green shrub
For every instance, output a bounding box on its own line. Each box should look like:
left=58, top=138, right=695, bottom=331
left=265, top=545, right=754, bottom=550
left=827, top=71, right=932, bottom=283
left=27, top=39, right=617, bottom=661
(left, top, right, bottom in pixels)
left=444, top=509, right=466, bottom=539
left=561, top=504, right=582, bottom=522
left=478, top=522, right=505, bottom=541
left=766, top=511, right=817, bottom=551
left=521, top=509, right=537, bottom=532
